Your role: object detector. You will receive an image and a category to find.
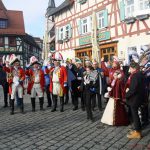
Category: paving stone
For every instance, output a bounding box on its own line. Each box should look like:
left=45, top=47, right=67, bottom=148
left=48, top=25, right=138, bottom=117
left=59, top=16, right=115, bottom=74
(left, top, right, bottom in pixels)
left=0, top=88, right=150, bottom=150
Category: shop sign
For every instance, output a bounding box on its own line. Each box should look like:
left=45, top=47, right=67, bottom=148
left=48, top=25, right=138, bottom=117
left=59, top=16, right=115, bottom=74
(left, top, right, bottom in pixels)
left=79, top=31, right=111, bottom=46
left=97, top=31, right=111, bottom=41
left=79, top=36, right=91, bottom=46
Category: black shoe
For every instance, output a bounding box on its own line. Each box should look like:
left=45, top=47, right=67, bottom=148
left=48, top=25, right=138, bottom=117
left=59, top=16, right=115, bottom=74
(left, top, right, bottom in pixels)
left=81, top=107, right=85, bottom=111
left=64, top=102, right=68, bottom=105
left=73, top=107, right=78, bottom=111
left=47, top=105, right=51, bottom=107
left=3, top=105, right=8, bottom=108
left=10, top=112, right=14, bottom=115
left=90, top=118, right=94, bottom=123
left=32, top=108, right=35, bottom=112
left=51, top=109, right=56, bottom=112
left=60, top=109, right=64, bottom=112
left=142, top=122, right=149, bottom=129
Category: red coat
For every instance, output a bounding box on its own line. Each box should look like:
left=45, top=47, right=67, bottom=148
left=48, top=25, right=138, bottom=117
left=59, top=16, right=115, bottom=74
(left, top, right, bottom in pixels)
left=101, top=61, right=125, bottom=99
left=49, top=66, right=67, bottom=94
left=3, top=66, right=25, bottom=94
left=25, top=69, right=45, bottom=94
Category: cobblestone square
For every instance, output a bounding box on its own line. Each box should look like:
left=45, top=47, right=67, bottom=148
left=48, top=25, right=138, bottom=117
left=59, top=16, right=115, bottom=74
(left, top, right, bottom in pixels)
left=0, top=87, right=150, bottom=150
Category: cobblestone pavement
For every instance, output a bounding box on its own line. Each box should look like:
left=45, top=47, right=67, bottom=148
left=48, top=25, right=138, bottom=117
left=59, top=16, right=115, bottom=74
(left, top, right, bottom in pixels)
left=0, top=87, right=150, bottom=150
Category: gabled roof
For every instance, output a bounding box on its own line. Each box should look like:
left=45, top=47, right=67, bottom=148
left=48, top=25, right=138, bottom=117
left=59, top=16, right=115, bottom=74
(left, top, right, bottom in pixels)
left=47, top=0, right=74, bottom=17
left=0, top=0, right=25, bottom=35
left=0, top=0, right=8, bottom=19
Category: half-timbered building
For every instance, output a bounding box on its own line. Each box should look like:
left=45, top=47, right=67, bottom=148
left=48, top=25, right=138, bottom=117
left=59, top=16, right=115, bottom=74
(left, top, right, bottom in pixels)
left=0, top=0, right=42, bottom=67
left=47, top=0, right=150, bottom=63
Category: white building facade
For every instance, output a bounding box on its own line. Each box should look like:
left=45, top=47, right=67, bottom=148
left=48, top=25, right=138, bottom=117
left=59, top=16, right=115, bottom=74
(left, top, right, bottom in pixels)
left=47, top=0, right=150, bottom=63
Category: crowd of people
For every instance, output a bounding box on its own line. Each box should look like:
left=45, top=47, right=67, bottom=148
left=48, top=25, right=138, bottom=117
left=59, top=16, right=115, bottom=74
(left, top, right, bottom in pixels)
left=0, top=50, right=149, bottom=139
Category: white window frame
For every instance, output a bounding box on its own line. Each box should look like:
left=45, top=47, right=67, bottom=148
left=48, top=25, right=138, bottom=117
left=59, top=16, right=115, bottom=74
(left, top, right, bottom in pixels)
left=60, top=27, right=64, bottom=40
left=82, top=18, right=88, bottom=34
left=136, top=0, right=150, bottom=15
left=81, top=16, right=91, bottom=35
left=97, top=10, right=105, bottom=29
left=139, top=0, right=150, bottom=10
left=125, top=0, right=150, bottom=17
left=125, top=0, right=135, bottom=18
left=64, top=25, right=69, bottom=39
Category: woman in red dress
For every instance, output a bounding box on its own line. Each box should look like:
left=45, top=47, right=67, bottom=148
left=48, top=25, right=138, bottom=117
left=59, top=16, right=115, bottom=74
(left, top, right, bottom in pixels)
left=101, top=57, right=129, bottom=126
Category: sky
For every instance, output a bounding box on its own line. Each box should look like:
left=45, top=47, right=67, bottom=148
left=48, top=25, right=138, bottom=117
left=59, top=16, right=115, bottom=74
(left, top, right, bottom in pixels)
left=3, top=0, right=64, bottom=38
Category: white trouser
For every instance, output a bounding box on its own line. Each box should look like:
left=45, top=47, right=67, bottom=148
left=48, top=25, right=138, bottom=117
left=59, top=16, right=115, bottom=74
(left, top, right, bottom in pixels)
left=11, top=84, right=23, bottom=99
left=31, top=83, right=43, bottom=98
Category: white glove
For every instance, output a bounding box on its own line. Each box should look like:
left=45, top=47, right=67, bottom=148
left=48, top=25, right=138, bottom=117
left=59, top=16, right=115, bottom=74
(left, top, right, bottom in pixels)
left=2, top=56, right=5, bottom=64
left=107, top=87, right=112, bottom=92
left=104, top=93, right=109, bottom=98
left=126, top=88, right=129, bottom=93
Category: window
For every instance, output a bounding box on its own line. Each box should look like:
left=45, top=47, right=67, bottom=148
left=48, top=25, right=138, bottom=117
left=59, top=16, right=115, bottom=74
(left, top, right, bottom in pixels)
left=60, top=27, right=63, bottom=40
left=82, top=18, right=88, bottom=34
left=0, top=19, right=8, bottom=29
left=80, top=17, right=91, bottom=35
left=139, top=0, right=150, bottom=10
left=64, top=25, right=69, bottom=39
left=126, top=0, right=134, bottom=17
left=9, top=37, right=16, bottom=47
left=0, top=37, right=4, bottom=46
left=97, top=11, right=105, bottom=29
left=57, top=24, right=72, bottom=42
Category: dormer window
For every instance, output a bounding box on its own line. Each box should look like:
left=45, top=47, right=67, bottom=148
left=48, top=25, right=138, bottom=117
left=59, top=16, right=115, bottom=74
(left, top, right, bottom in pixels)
left=0, top=19, right=8, bottom=29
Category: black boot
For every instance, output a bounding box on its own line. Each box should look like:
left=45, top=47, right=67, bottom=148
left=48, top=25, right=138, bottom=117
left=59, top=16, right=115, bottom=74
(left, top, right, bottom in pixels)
left=47, top=96, right=52, bottom=107
left=10, top=99, right=14, bottom=115
left=51, top=95, right=57, bottom=112
left=31, top=98, right=36, bottom=112
left=19, top=98, right=24, bottom=113
left=39, top=97, right=44, bottom=111
left=60, top=97, right=64, bottom=112
left=3, top=99, right=8, bottom=108
left=9, top=95, right=11, bottom=107
left=72, top=96, right=78, bottom=111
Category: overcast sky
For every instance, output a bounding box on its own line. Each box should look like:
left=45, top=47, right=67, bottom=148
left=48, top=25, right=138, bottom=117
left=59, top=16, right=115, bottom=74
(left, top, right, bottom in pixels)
left=3, top=0, right=64, bottom=38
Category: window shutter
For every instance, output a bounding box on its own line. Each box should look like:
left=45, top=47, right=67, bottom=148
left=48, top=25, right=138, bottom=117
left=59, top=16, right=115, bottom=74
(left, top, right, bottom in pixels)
left=87, top=16, right=92, bottom=32
left=104, top=9, right=108, bottom=27
left=56, top=27, right=59, bottom=41
left=77, top=19, right=82, bottom=35
left=120, top=0, right=125, bottom=21
left=68, top=24, right=72, bottom=39
left=63, top=26, right=66, bottom=40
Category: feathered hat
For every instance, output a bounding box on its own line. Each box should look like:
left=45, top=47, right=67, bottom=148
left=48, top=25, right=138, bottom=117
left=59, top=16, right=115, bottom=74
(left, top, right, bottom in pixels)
left=52, top=52, right=63, bottom=61
left=9, top=54, right=20, bottom=65
left=29, top=56, right=41, bottom=66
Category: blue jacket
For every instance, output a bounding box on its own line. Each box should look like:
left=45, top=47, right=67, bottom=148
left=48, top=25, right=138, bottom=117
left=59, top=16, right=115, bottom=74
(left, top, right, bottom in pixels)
left=42, top=66, right=50, bottom=86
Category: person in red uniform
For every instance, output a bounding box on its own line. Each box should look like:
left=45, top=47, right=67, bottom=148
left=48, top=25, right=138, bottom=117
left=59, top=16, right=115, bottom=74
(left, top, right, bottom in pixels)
left=26, top=56, right=45, bottom=112
left=3, top=54, right=25, bottom=115
left=101, top=56, right=129, bottom=126
left=48, top=52, right=67, bottom=112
